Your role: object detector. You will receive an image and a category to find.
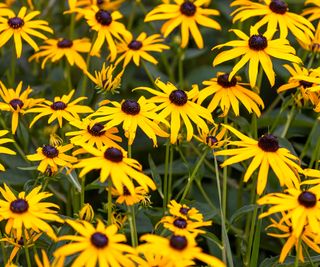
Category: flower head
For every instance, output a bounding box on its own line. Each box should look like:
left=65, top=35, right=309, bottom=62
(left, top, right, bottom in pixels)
left=302, top=0, right=320, bottom=22
left=79, top=203, right=94, bottom=222
left=112, top=186, right=148, bottom=206
left=168, top=200, right=204, bottom=222
left=194, top=123, right=227, bottom=149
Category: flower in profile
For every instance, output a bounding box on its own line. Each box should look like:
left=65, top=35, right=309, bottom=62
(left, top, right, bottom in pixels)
left=266, top=216, right=320, bottom=263
left=136, top=79, right=214, bottom=144
left=198, top=73, right=264, bottom=116
left=85, top=63, right=123, bottom=94
left=213, top=27, right=302, bottom=88
left=194, top=123, right=227, bottom=149
left=112, top=186, right=148, bottom=206
left=258, top=185, right=320, bottom=238
left=0, top=7, right=53, bottom=58
left=27, top=143, right=77, bottom=173
left=91, top=96, right=169, bottom=146
left=73, top=145, right=156, bottom=195
left=54, top=219, right=136, bottom=266
left=168, top=200, right=204, bottom=222
left=81, top=5, right=130, bottom=61
left=231, top=0, right=315, bottom=41
left=78, top=203, right=94, bottom=222
left=145, top=0, right=221, bottom=48
left=215, top=124, right=301, bottom=195
left=115, top=32, right=170, bottom=67
left=26, top=89, right=93, bottom=128
left=129, top=252, right=170, bottom=267
left=35, top=249, right=65, bottom=267
left=0, top=184, right=62, bottom=240
left=302, top=0, right=320, bottom=22
left=67, top=0, right=125, bottom=16
left=139, top=234, right=225, bottom=267
left=0, top=81, right=43, bottom=134
left=0, top=130, right=16, bottom=171
left=299, top=22, right=320, bottom=53
left=29, top=37, right=92, bottom=70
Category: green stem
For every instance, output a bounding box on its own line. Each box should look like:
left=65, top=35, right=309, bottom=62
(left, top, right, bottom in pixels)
left=23, top=230, right=32, bottom=267
left=294, top=238, right=302, bottom=267
left=66, top=63, right=73, bottom=90
left=127, top=1, right=136, bottom=30
left=128, top=143, right=132, bottom=158
left=280, top=105, right=296, bottom=138
left=222, top=116, right=229, bottom=217
left=80, top=177, right=85, bottom=209
left=309, top=132, right=320, bottom=168
left=249, top=209, right=262, bottom=267
left=300, top=120, right=319, bottom=160
left=141, top=61, right=155, bottom=86
left=128, top=205, right=138, bottom=247
left=167, top=145, right=174, bottom=204
left=303, top=243, right=316, bottom=267
left=178, top=48, right=184, bottom=90
left=107, top=181, right=112, bottom=225
left=163, top=140, right=170, bottom=211
left=69, top=13, right=75, bottom=39
left=0, top=231, right=7, bottom=264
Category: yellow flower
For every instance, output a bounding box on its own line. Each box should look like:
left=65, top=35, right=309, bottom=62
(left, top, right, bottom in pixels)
left=54, top=219, right=136, bottom=266
left=215, top=124, right=301, bottom=195
left=91, top=96, right=169, bottom=146
left=78, top=203, right=94, bottom=222
left=0, top=7, right=53, bottom=58
left=136, top=79, right=214, bottom=144
left=26, top=89, right=93, bottom=128
left=67, top=0, right=125, bottom=14
left=167, top=200, right=204, bottom=222
left=213, top=27, right=302, bottom=88
left=35, top=250, right=65, bottom=267
left=198, top=73, right=264, bottom=116
left=73, top=145, right=156, bottom=195
left=0, top=81, right=43, bottom=134
left=299, top=22, right=320, bottom=53
left=302, top=0, right=320, bottom=22
left=115, top=32, right=170, bottom=67
left=194, top=123, right=228, bottom=149
left=145, top=0, right=221, bottom=48
left=27, top=143, right=77, bottom=173
left=112, top=186, right=148, bottom=206
left=29, top=37, right=92, bottom=70
left=0, top=130, right=16, bottom=171
left=0, top=184, right=63, bottom=240
left=231, top=0, right=315, bottom=41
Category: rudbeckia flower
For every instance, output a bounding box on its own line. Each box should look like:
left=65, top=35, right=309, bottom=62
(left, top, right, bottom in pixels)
left=115, top=32, right=170, bottom=67
left=91, top=96, right=169, bottom=146
left=299, top=22, right=320, bottom=53
left=81, top=5, right=130, bottom=61
left=0, top=130, right=16, bottom=171
left=145, top=0, right=221, bottom=48
left=231, top=0, right=315, bottom=41
left=213, top=27, right=302, bottom=88
left=54, top=220, right=136, bottom=267
left=78, top=203, right=94, bottom=222
left=112, top=186, right=148, bottom=206
left=194, top=124, right=227, bottom=149
left=67, top=0, right=125, bottom=16
left=167, top=200, right=204, bottom=222
left=302, top=0, right=320, bottom=22
left=0, top=184, right=63, bottom=240
left=73, top=145, right=156, bottom=195
left=29, top=37, right=92, bottom=70
left=198, top=73, right=264, bottom=116
left=0, top=7, right=53, bottom=58
left=215, top=124, right=301, bottom=195
left=35, top=250, right=65, bottom=267
left=0, top=81, right=43, bottom=134
left=139, top=234, right=225, bottom=267
left=27, top=143, right=77, bottom=173
left=26, top=89, right=93, bottom=128
left=136, top=79, right=214, bottom=144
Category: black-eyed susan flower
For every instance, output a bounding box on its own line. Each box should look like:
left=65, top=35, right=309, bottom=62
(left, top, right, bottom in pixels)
left=54, top=219, right=136, bottom=266
left=194, top=123, right=227, bottom=149
left=231, top=0, right=315, bottom=41
left=136, top=79, right=214, bottom=144
left=198, top=73, right=264, bottom=116
left=115, top=32, right=170, bottom=67
left=73, top=145, right=156, bottom=195
left=67, top=0, right=125, bottom=14
left=112, top=186, right=148, bottom=206
left=29, top=37, right=92, bottom=70
left=91, top=96, right=169, bottom=146
left=258, top=185, right=320, bottom=238
left=139, top=234, right=225, bottom=267
left=0, top=130, right=16, bottom=171
left=215, top=124, right=301, bottom=195
left=0, top=7, right=53, bottom=58
left=213, top=27, right=302, bottom=88
left=85, top=63, right=123, bottom=94
left=302, top=0, right=320, bottom=22
left=81, top=5, right=130, bottom=61
left=299, top=22, right=320, bottom=53
left=145, top=0, right=221, bottom=48
left=35, top=249, right=65, bottom=267
left=0, top=81, right=43, bottom=134
left=27, top=143, right=77, bottom=173
left=66, top=117, right=122, bottom=150
left=27, top=89, right=93, bottom=128
left=78, top=203, right=94, bottom=222
left=129, top=252, right=170, bottom=267
left=0, top=184, right=62, bottom=240
left=168, top=200, right=204, bottom=222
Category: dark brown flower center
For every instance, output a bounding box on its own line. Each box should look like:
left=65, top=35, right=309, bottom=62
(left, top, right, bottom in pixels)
left=206, top=135, right=218, bottom=146
left=42, top=145, right=59, bottom=158
left=87, top=123, right=105, bottom=136
left=298, top=191, right=317, bottom=208
left=57, top=39, right=73, bottom=48
left=170, top=235, right=188, bottom=250
left=217, top=73, right=237, bottom=88
left=249, top=35, right=268, bottom=51
left=173, top=217, right=187, bottom=229
left=97, top=0, right=104, bottom=4
left=121, top=99, right=140, bottom=115
left=179, top=207, right=189, bottom=215
left=169, top=90, right=188, bottom=106
left=17, top=237, right=24, bottom=246
left=104, top=147, right=123, bottom=162
left=180, top=1, right=196, bottom=17
left=128, top=40, right=143, bottom=50
left=95, top=10, right=112, bottom=26
left=51, top=101, right=67, bottom=110
left=299, top=80, right=313, bottom=89
left=123, top=186, right=131, bottom=196
left=269, top=0, right=288, bottom=14
left=258, top=134, right=279, bottom=152
left=9, top=98, right=24, bottom=110
left=10, top=199, right=29, bottom=213
left=91, top=232, right=109, bottom=248
left=8, top=17, right=24, bottom=29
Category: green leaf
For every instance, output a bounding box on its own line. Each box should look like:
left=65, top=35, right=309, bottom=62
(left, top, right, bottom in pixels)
left=230, top=204, right=257, bottom=225
left=203, top=231, right=224, bottom=250
left=260, top=255, right=320, bottom=267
